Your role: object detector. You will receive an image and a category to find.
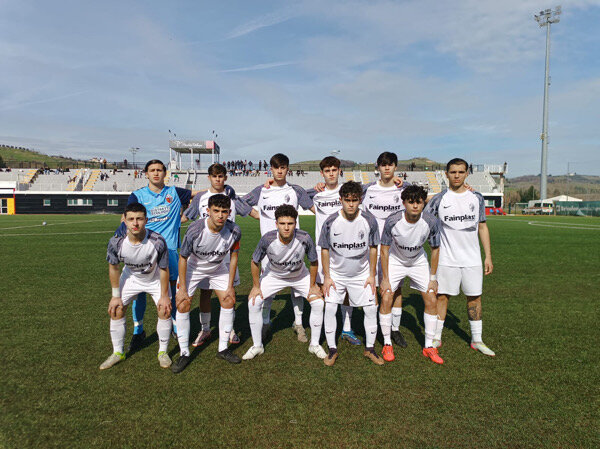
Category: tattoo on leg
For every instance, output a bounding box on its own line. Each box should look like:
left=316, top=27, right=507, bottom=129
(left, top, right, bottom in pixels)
left=467, top=305, right=481, bottom=320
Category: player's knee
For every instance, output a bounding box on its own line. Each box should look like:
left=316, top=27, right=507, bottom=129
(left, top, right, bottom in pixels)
left=309, top=298, right=324, bottom=311
left=177, top=300, right=190, bottom=313
left=221, top=296, right=235, bottom=309
left=248, top=298, right=263, bottom=312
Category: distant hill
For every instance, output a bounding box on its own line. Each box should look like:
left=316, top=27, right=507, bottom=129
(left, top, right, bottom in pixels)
left=0, top=145, right=100, bottom=168
left=505, top=174, right=600, bottom=201
left=291, top=156, right=444, bottom=170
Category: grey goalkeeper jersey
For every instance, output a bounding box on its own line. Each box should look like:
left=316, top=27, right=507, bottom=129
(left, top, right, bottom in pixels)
left=106, top=229, right=169, bottom=280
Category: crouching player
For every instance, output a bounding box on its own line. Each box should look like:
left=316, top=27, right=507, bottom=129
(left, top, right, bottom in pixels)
left=101, top=203, right=172, bottom=370
left=243, top=205, right=326, bottom=361
left=379, top=185, right=444, bottom=364
left=171, top=194, right=242, bottom=373
left=320, top=181, right=383, bottom=366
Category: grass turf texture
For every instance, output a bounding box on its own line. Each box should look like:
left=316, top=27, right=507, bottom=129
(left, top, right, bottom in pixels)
left=1, top=214, right=598, bottom=449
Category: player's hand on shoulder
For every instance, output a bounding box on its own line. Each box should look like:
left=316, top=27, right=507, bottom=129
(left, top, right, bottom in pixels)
left=263, top=178, right=274, bottom=189
left=464, top=183, right=475, bottom=192
left=392, top=176, right=404, bottom=187
left=315, top=182, right=325, bottom=192
left=484, top=257, right=493, bottom=275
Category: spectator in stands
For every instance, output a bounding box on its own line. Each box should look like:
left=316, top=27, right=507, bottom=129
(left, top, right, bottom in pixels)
left=113, top=182, right=117, bottom=191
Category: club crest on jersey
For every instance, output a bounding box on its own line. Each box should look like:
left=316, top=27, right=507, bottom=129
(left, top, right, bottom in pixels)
left=166, top=194, right=174, bottom=204
left=285, top=194, right=291, bottom=203
left=359, top=230, right=365, bottom=240
left=469, top=203, right=475, bottom=212
left=294, top=251, right=301, bottom=259
left=393, top=194, right=399, bottom=203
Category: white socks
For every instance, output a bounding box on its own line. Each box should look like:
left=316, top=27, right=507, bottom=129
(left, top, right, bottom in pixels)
left=324, top=303, right=338, bottom=349
left=391, top=307, right=402, bottom=331
left=219, top=308, right=234, bottom=352
left=248, top=297, right=264, bottom=348
left=470, top=320, right=483, bottom=343
left=291, top=296, right=304, bottom=326
left=309, top=299, right=324, bottom=346
left=156, top=318, right=172, bottom=353
left=435, top=318, right=445, bottom=341
left=200, top=312, right=211, bottom=332
left=363, top=305, right=378, bottom=349
left=110, top=317, right=126, bottom=354
left=341, top=305, right=353, bottom=332
left=262, top=296, right=273, bottom=325
left=176, top=311, right=190, bottom=356
left=379, top=312, right=392, bottom=345
left=423, top=313, right=437, bottom=348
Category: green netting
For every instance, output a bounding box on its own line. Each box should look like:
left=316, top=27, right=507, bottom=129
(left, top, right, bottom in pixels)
left=554, top=201, right=600, bottom=217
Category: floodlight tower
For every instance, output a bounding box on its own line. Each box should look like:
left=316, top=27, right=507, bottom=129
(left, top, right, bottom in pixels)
left=534, top=5, right=561, bottom=200
left=130, top=146, right=140, bottom=168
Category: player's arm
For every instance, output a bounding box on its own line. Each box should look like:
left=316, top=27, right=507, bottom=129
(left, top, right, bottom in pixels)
left=379, top=245, right=392, bottom=294
left=175, top=255, right=192, bottom=309
left=321, top=248, right=336, bottom=296
left=478, top=222, right=493, bottom=275
left=365, top=246, right=378, bottom=294
left=249, top=260, right=263, bottom=304
left=107, top=263, right=123, bottom=318
left=158, top=265, right=172, bottom=316
left=307, top=261, right=322, bottom=299
left=249, top=208, right=260, bottom=220
left=428, top=247, right=440, bottom=294
left=225, top=239, right=240, bottom=302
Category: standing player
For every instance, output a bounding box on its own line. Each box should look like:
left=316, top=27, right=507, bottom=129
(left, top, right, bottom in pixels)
left=180, top=163, right=251, bottom=347
left=379, top=185, right=444, bottom=364
left=243, top=205, right=326, bottom=360
left=425, top=158, right=495, bottom=356
left=241, top=153, right=315, bottom=342
left=117, top=159, right=192, bottom=351
left=362, top=151, right=410, bottom=348
left=320, top=181, right=383, bottom=366
left=307, top=156, right=361, bottom=345
left=101, top=203, right=173, bottom=370
left=171, top=194, right=242, bottom=373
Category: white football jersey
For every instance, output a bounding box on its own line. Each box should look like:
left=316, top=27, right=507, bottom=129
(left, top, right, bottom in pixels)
left=307, top=185, right=342, bottom=245
left=361, top=181, right=410, bottom=237
left=242, top=183, right=313, bottom=236
left=252, top=229, right=318, bottom=277
left=425, top=189, right=486, bottom=267
left=180, top=218, right=242, bottom=272
left=106, top=230, right=169, bottom=281
left=184, top=186, right=249, bottom=222
left=318, top=210, right=380, bottom=278
left=380, top=211, right=441, bottom=266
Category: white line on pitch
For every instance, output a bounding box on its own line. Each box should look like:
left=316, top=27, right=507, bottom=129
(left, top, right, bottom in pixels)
left=0, top=230, right=115, bottom=237
left=0, top=219, right=111, bottom=230
left=527, top=222, right=600, bottom=230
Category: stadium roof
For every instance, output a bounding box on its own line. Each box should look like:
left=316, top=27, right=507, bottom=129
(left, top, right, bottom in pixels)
left=168, top=140, right=219, bottom=154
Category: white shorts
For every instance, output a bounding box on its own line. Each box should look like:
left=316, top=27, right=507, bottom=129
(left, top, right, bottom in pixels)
left=259, top=268, right=313, bottom=300
left=120, top=271, right=170, bottom=306
left=197, top=263, right=240, bottom=291
left=388, top=258, right=430, bottom=293
left=437, top=265, right=483, bottom=297
left=325, top=273, right=376, bottom=308
left=181, top=262, right=232, bottom=296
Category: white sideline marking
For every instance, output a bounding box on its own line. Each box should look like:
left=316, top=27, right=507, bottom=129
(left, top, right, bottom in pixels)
left=527, top=222, right=600, bottom=230
left=0, top=230, right=114, bottom=237
left=0, top=219, right=105, bottom=230
left=489, top=217, right=600, bottom=229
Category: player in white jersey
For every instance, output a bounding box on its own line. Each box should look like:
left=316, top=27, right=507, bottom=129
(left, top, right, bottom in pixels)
left=320, top=181, right=384, bottom=366
left=180, top=163, right=252, bottom=348
left=379, top=185, right=444, bottom=364
left=243, top=205, right=326, bottom=360
left=100, top=203, right=173, bottom=370
left=241, top=153, right=315, bottom=342
left=171, top=194, right=243, bottom=373
left=362, top=151, right=412, bottom=348
left=425, top=158, right=495, bottom=357
left=306, top=156, right=362, bottom=346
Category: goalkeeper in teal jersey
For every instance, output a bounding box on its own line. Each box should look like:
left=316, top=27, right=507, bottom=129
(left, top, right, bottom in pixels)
left=114, top=159, right=192, bottom=350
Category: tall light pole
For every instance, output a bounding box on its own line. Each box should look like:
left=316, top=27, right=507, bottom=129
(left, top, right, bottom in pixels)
left=535, top=6, right=561, bottom=200
left=130, top=146, right=139, bottom=169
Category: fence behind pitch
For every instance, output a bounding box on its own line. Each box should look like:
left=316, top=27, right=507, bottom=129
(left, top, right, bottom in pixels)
left=555, top=201, right=600, bottom=217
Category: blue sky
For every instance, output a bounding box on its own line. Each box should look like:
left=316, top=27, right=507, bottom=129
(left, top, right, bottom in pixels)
left=1, top=0, right=598, bottom=176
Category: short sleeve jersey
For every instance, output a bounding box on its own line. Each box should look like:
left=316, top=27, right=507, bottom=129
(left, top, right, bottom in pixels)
left=318, top=210, right=380, bottom=278
left=361, top=181, right=410, bottom=238
left=252, top=230, right=318, bottom=277
left=307, top=185, right=342, bottom=246
left=380, top=211, right=440, bottom=266
left=242, top=183, right=313, bottom=236
left=424, top=189, right=486, bottom=267
left=106, top=230, right=169, bottom=280
left=183, top=185, right=251, bottom=222
left=120, top=185, right=191, bottom=250
left=180, top=218, right=241, bottom=270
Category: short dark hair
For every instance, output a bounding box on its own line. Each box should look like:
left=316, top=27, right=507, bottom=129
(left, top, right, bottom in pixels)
left=339, top=181, right=362, bottom=200
left=401, top=185, right=428, bottom=203
left=376, top=152, right=398, bottom=167
left=208, top=194, right=231, bottom=209
left=275, top=204, right=298, bottom=221
left=320, top=156, right=341, bottom=170
left=208, top=163, right=227, bottom=176
left=446, top=158, right=468, bottom=172
left=144, top=159, right=166, bottom=172
left=270, top=153, right=289, bottom=168
left=124, top=202, right=147, bottom=217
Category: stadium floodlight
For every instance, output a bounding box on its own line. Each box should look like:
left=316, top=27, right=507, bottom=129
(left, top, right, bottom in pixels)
left=534, top=5, right=561, bottom=200
left=130, top=146, right=140, bottom=168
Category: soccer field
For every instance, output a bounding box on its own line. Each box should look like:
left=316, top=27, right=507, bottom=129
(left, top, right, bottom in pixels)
left=1, top=214, right=599, bottom=449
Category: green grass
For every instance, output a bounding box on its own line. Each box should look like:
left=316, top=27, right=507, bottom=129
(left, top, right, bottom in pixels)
left=1, top=215, right=599, bottom=448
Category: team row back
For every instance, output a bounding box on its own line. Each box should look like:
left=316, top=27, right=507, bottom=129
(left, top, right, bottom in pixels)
left=100, top=152, right=495, bottom=372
